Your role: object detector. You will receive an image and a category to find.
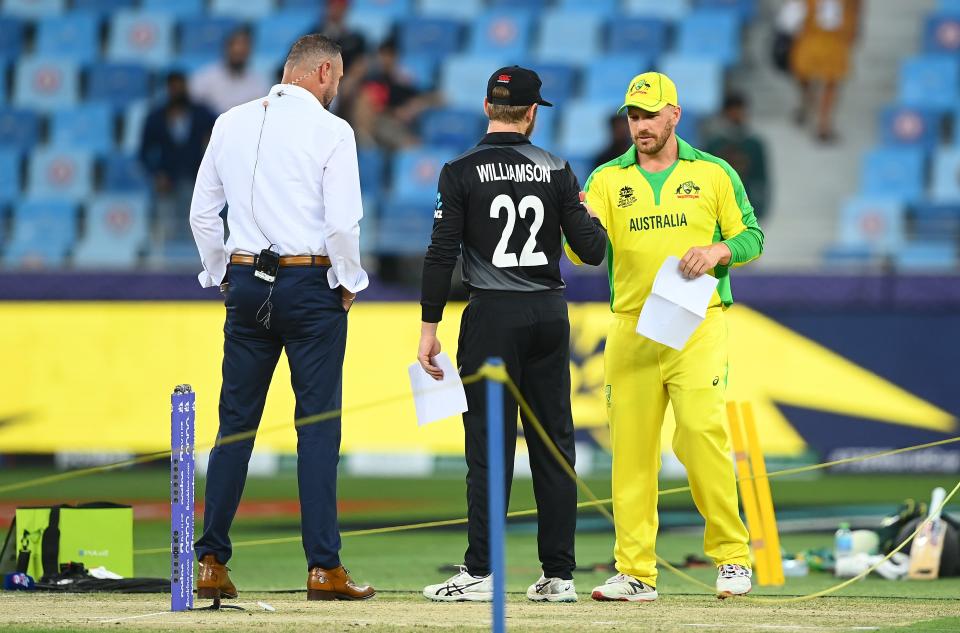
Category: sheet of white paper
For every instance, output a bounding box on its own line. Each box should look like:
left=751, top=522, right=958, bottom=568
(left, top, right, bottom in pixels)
left=636, top=256, right=721, bottom=351
left=408, top=352, right=468, bottom=426
left=650, top=256, right=719, bottom=317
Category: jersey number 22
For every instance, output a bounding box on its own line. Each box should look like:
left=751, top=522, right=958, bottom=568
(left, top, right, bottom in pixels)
left=490, top=194, right=547, bottom=268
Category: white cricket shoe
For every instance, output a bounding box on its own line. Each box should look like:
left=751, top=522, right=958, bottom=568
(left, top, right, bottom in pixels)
left=716, top=564, right=752, bottom=598
left=590, top=572, right=658, bottom=602
left=526, top=575, right=578, bottom=602
left=423, top=565, right=493, bottom=602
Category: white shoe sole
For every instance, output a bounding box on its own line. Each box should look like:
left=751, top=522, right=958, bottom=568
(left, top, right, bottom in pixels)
left=591, top=590, right=658, bottom=602
left=716, top=587, right=751, bottom=600
left=424, top=591, right=493, bottom=602
left=526, top=591, right=578, bottom=603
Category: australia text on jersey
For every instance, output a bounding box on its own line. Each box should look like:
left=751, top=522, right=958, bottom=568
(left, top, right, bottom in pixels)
left=629, top=213, right=688, bottom=231
left=476, top=162, right=552, bottom=184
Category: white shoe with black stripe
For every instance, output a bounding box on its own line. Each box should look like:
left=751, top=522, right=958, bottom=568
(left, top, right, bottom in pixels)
left=423, top=566, right=493, bottom=602
left=526, top=575, right=577, bottom=602
left=591, top=573, right=658, bottom=602
left=716, top=564, right=752, bottom=598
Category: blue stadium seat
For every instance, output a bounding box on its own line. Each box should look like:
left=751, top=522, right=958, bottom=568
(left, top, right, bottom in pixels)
left=0, top=108, right=41, bottom=151
left=4, top=199, right=77, bottom=267
left=397, top=54, right=439, bottom=91
left=930, top=147, right=960, bottom=202
left=418, top=0, right=483, bottom=20
left=624, top=0, right=692, bottom=20
left=441, top=55, right=508, bottom=108
left=28, top=148, right=94, bottom=200
left=488, top=0, right=545, bottom=9
left=659, top=55, right=722, bottom=114
left=535, top=11, right=603, bottom=65
left=254, top=10, right=315, bottom=60
left=695, top=0, right=758, bottom=21
left=938, top=0, right=960, bottom=13
left=353, top=0, right=413, bottom=17
left=398, top=17, right=463, bottom=62
left=344, top=11, right=394, bottom=47
left=923, top=13, right=960, bottom=53
left=281, top=0, right=324, bottom=8
left=0, top=150, right=21, bottom=203
left=73, top=194, right=149, bottom=268
left=51, top=104, right=115, bottom=154
left=107, top=11, right=175, bottom=69
left=566, top=156, right=596, bottom=188
left=390, top=147, right=454, bottom=206
left=376, top=210, right=434, bottom=255
left=557, top=100, right=613, bottom=158
left=211, top=0, right=274, bottom=19
left=821, top=244, right=879, bottom=268
left=358, top=147, right=386, bottom=199
left=584, top=55, right=653, bottom=103
left=35, top=13, right=100, bottom=64
left=73, top=0, right=136, bottom=15
left=13, top=57, right=80, bottom=112
left=558, top=0, right=617, bottom=14
left=911, top=202, right=960, bottom=238
left=469, top=11, right=533, bottom=58
left=102, top=154, right=150, bottom=193
left=86, top=63, right=151, bottom=110
left=608, top=17, right=669, bottom=57
left=524, top=62, right=578, bottom=105
left=895, top=240, right=958, bottom=270
left=879, top=105, right=941, bottom=149
left=142, top=0, right=203, bottom=17
left=121, top=101, right=149, bottom=153
left=837, top=196, right=906, bottom=251
left=178, top=17, right=241, bottom=63
left=2, top=0, right=64, bottom=18
left=899, top=54, right=960, bottom=113
left=677, top=9, right=740, bottom=66
left=860, top=147, right=926, bottom=202
left=0, top=17, right=25, bottom=63
left=420, top=108, right=487, bottom=148
left=676, top=110, right=702, bottom=148
left=529, top=104, right=558, bottom=153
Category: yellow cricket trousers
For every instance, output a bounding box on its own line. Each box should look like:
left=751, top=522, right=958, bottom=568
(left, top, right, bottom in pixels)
left=605, top=308, right=750, bottom=587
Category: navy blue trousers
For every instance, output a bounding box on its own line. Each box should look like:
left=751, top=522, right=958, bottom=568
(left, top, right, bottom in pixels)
left=195, top=263, right=347, bottom=570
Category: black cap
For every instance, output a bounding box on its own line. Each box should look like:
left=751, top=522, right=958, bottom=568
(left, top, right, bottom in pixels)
left=486, top=66, right=553, bottom=107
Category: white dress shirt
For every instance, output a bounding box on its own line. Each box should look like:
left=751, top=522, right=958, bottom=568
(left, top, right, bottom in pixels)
left=189, top=83, right=369, bottom=294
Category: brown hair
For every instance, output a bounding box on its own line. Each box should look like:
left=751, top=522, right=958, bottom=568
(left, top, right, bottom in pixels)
left=286, top=34, right=342, bottom=68
left=487, top=86, right=531, bottom=123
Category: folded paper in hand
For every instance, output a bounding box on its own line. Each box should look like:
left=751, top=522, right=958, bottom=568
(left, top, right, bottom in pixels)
left=636, top=256, right=719, bottom=351
left=407, top=352, right=469, bottom=426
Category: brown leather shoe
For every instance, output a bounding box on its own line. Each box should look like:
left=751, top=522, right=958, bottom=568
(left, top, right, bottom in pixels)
left=197, top=554, right=238, bottom=600
left=307, top=565, right=375, bottom=601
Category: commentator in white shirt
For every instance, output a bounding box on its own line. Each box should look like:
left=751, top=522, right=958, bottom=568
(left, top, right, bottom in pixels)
left=188, top=33, right=375, bottom=604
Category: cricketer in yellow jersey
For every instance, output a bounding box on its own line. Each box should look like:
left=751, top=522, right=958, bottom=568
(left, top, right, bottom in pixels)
left=566, top=72, right=765, bottom=601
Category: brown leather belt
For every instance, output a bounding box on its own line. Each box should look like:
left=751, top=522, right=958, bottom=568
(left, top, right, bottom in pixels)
left=230, top=254, right=331, bottom=267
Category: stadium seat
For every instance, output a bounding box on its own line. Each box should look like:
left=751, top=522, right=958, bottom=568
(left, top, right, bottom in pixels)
left=523, top=62, right=578, bottom=105
left=73, top=0, right=136, bottom=15
left=911, top=202, right=960, bottom=238
left=937, top=0, right=960, bottom=13
left=4, top=199, right=77, bottom=267
left=898, top=54, right=960, bottom=113
left=211, top=0, right=274, bottom=19
left=923, top=13, right=960, bottom=53
left=376, top=199, right=434, bottom=255
left=566, top=156, right=597, bottom=188
left=390, top=147, right=454, bottom=206
left=440, top=55, right=508, bottom=109
left=397, top=17, right=463, bottom=62
left=358, top=147, right=386, bottom=199
left=557, top=100, right=612, bottom=158
left=178, top=17, right=241, bottom=63
left=879, top=105, right=941, bottom=150
left=837, top=196, right=906, bottom=251
left=695, top=0, right=758, bottom=21
left=930, top=147, right=960, bottom=202
left=624, top=0, right=692, bottom=20
left=28, top=148, right=94, bottom=200
left=35, top=13, right=100, bottom=64
left=121, top=101, right=149, bottom=153
left=821, top=243, right=880, bottom=268
left=535, top=11, right=603, bottom=65
left=14, top=57, right=79, bottom=112
left=659, top=55, right=722, bottom=114
left=73, top=194, right=149, bottom=268
left=0, top=149, right=22, bottom=203
left=0, top=17, right=25, bottom=63
left=608, top=17, right=670, bottom=57
left=0, top=108, right=41, bottom=151
left=488, top=0, right=546, bottom=9
left=418, top=0, right=483, bottom=20
left=345, top=11, right=394, bottom=47
left=142, top=0, right=204, bottom=17
left=107, top=11, right=175, bottom=69
left=2, top=0, right=64, bottom=18
left=102, top=154, right=150, bottom=193
left=281, top=0, right=324, bottom=8
left=352, top=0, right=413, bottom=17
left=469, top=11, right=533, bottom=58
left=860, top=147, right=926, bottom=202
left=583, top=55, right=654, bottom=103
left=397, top=54, right=439, bottom=91
left=529, top=104, right=558, bottom=153
left=677, top=9, right=741, bottom=66
left=86, top=63, right=151, bottom=111
left=895, top=240, right=958, bottom=270
left=676, top=110, right=702, bottom=148
left=51, top=104, right=115, bottom=154
left=558, top=0, right=617, bottom=14
left=420, top=108, right=487, bottom=149
left=254, top=10, right=316, bottom=60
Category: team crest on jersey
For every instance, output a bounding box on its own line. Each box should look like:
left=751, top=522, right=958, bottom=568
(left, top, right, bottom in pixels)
left=617, top=186, right=637, bottom=208
left=675, top=180, right=701, bottom=199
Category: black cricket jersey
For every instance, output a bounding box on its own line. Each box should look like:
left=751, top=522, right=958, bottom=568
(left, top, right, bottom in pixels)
left=420, top=132, right=607, bottom=323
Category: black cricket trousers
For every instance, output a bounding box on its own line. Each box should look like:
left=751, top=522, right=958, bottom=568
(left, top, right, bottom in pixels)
left=457, top=290, right=577, bottom=580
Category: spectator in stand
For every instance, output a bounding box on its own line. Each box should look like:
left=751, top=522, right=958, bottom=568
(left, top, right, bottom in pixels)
left=349, top=38, right=441, bottom=150
left=593, top=113, right=632, bottom=167
left=140, top=72, right=217, bottom=246
left=703, top=93, right=770, bottom=220
left=315, top=0, right=369, bottom=116
left=190, top=27, right=270, bottom=115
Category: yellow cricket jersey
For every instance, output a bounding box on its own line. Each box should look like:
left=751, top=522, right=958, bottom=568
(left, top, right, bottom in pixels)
left=567, top=137, right=764, bottom=315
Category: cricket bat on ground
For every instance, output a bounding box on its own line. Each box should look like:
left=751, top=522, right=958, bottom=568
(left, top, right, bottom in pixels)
left=908, top=487, right=947, bottom=580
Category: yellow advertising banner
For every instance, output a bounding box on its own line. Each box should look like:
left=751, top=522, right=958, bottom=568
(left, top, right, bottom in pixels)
left=0, top=302, right=952, bottom=455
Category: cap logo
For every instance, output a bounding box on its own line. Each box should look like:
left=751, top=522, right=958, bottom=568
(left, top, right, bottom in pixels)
left=629, top=78, right=652, bottom=96
left=497, top=74, right=512, bottom=83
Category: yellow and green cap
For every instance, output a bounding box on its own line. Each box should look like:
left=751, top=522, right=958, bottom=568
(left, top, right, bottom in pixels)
left=618, top=72, right=678, bottom=113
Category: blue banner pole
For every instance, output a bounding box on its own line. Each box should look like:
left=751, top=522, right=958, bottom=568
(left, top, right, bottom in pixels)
left=485, top=358, right=506, bottom=633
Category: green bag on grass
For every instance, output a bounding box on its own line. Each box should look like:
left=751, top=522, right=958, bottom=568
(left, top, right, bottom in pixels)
left=2, top=503, right=133, bottom=579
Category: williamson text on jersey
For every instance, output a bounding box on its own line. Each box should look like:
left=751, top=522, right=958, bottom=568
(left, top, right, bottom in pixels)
left=629, top=213, right=688, bottom=232
left=476, top=162, right=552, bottom=184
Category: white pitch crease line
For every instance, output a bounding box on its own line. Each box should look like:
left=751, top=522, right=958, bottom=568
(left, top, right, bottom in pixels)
left=95, top=611, right=171, bottom=623
left=680, top=625, right=879, bottom=632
